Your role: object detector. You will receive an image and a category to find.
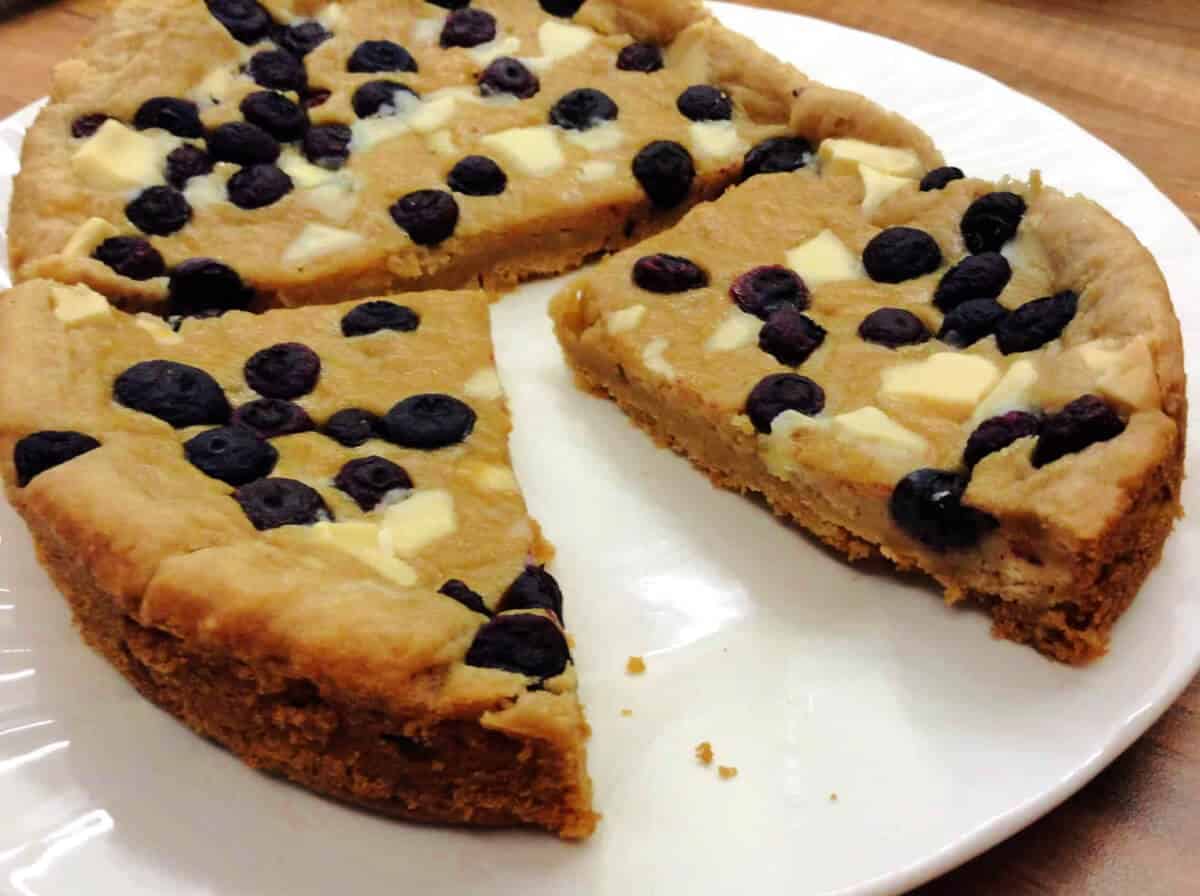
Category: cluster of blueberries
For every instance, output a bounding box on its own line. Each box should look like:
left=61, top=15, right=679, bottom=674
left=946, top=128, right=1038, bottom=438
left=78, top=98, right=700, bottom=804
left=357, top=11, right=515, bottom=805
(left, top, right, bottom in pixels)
left=628, top=167, right=1127, bottom=550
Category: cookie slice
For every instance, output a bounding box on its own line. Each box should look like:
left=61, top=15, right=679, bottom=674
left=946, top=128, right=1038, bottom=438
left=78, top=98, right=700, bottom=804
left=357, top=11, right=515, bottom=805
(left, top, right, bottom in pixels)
left=7, top=0, right=904, bottom=311
left=0, top=280, right=596, bottom=838
left=551, top=142, right=1186, bottom=664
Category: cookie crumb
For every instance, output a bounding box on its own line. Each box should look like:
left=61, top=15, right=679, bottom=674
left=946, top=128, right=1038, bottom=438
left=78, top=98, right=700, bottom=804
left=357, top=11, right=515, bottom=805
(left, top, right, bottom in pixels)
left=829, top=792, right=838, bottom=802
left=626, top=655, right=646, bottom=675
left=695, top=741, right=714, bottom=765
left=718, top=765, right=738, bottom=780
left=620, top=708, right=633, bottom=717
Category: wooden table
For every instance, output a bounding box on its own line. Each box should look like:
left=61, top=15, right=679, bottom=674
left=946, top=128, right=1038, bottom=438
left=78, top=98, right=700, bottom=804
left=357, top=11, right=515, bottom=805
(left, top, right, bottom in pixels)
left=0, top=2, right=1196, bottom=893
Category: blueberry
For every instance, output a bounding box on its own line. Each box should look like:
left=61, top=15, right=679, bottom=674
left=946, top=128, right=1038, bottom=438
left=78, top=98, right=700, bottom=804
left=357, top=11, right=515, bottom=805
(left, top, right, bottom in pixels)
left=347, top=40, right=417, bottom=74
left=962, top=191, right=1026, bottom=254
left=244, top=342, right=321, bottom=399
left=248, top=49, right=307, bottom=93
left=478, top=56, right=539, bottom=99
left=440, top=8, right=496, bottom=48
left=862, top=227, right=943, bottom=283
left=167, top=258, right=255, bottom=317
left=890, top=468, right=997, bottom=550
left=93, top=236, right=165, bottom=281
left=114, top=360, right=231, bottom=428
left=232, top=399, right=314, bottom=438
left=439, top=580, right=492, bottom=616
left=205, top=0, right=272, bottom=44
left=126, top=186, right=192, bottom=236
left=617, top=41, right=663, bottom=73
left=995, top=290, right=1078, bottom=355
left=426, top=0, right=469, bottom=7
left=71, top=113, right=111, bottom=139
left=185, top=426, right=279, bottom=486
left=447, top=155, right=507, bottom=196
left=920, top=166, right=965, bottom=192
left=741, top=136, right=811, bottom=181
left=746, top=373, right=825, bottom=433
left=1033, top=395, right=1126, bottom=468
left=341, top=301, right=421, bottom=337
left=465, top=614, right=571, bottom=679
left=759, top=307, right=826, bottom=366
left=207, top=121, right=281, bottom=165
left=937, top=297, right=1008, bottom=348
left=964, top=411, right=1041, bottom=469
left=227, top=164, right=293, bottom=210
left=934, top=252, right=1012, bottom=312
left=14, top=431, right=101, bottom=487
left=352, top=80, right=419, bottom=118
left=390, top=190, right=460, bottom=245
left=632, top=141, right=695, bottom=208
left=729, top=266, right=809, bottom=319
left=274, top=20, right=331, bottom=57
left=234, top=478, right=331, bottom=530
left=632, top=254, right=708, bottom=293
left=384, top=394, right=476, bottom=450
left=334, top=456, right=413, bottom=511
left=498, top=566, right=564, bottom=622
left=165, top=145, right=215, bottom=189
left=240, top=91, right=309, bottom=142
left=321, top=408, right=381, bottom=447
left=302, top=124, right=352, bottom=169
left=676, top=85, right=732, bottom=121
left=133, top=97, right=205, bottom=138
left=302, top=87, right=332, bottom=108
left=549, top=88, right=618, bottom=131
left=539, top=0, right=585, bottom=16
left=858, top=308, right=931, bottom=348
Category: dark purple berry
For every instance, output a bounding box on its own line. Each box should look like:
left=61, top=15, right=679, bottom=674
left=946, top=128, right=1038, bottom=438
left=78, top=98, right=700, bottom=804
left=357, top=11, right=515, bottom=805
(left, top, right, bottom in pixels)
left=995, top=290, right=1078, bottom=355
left=126, top=186, right=192, bottom=236
left=185, top=426, right=279, bottom=486
left=440, top=8, right=496, bottom=48
left=439, top=580, right=491, bottom=616
left=302, top=87, right=332, bottom=108
left=205, top=0, right=272, bottom=44
left=539, top=0, right=585, bottom=16
left=447, top=155, right=507, bottom=196
left=227, top=164, right=293, bottom=209
left=1032, top=395, right=1126, bottom=468
left=465, top=614, right=570, bottom=679
left=321, top=409, right=381, bottom=447
left=248, top=49, right=307, bottom=93
left=165, top=145, right=215, bottom=189
left=240, top=90, right=309, bottom=142
left=962, top=191, right=1026, bottom=254
left=244, top=343, right=321, bottom=400
left=862, top=227, right=943, bottom=283
left=384, top=394, right=476, bottom=450
left=114, top=360, right=231, bottom=428
left=676, top=85, right=732, bottom=121
left=934, top=252, right=1012, bottom=312
left=274, top=20, right=331, bottom=57
left=759, top=307, right=826, bottom=366
left=890, top=468, right=997, bottom=550
left=390, top=190, right=460, bottom=245
left=348, top=40, right=417, bottom=73
left=920, top=166, right=965, bottom=192
left=937, top=297, right=1008, bottom=348
left=70, top=113, right=112, bottom=139
left=334, top=456, right=413, bottom=511
left=632, top=254, right=708, bottom=293
left=964, top=411, right=1041, bottom=469
left=498, top=566, right=564, bottom=622
left=232, top=399, right=314, bottom=438
left=858, top=308, right=931, bottom=348
left=478, top=56, right=539, bottom=99
left=617, top=41, right=663, bottom=73
left=167, top=258, right=254, bottom=317
left=341, top=301, right=421, bottom=337
left=426, top=0, right=469, bottom=7
left=302, top=123, right=352, bottom=169
left=352, top=80, right=419, bottom=118
left=745, top=373, right=825, bottom=433
left=133, top=97, right=204, bottom=138
left=14, top=431, right=101, bottom=487
left=234, top=478, right=331, bottom=530
left=550, top=88, right=618, bottom=131
left=632, top=140, right=695, bottom=208
left=207, top=121, right=281, bottom=165
left=741, top=136, right=811, bottom=181
left=730, top=266, right=808, bottom=319
left=93, top=236, right=165, bottom=281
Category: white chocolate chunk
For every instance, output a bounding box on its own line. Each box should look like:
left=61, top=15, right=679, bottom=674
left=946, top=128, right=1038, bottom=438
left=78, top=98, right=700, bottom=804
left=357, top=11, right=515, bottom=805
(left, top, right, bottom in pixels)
left=300, top=178, right=359, bottom=222
left=763, top=409, right=822, bottom=478
left=409, top=95, right=459, bottom=134
left=880, top=353, right=1000, bottom=418
left=383, top=490, right=458, bottom=557
left=971, top=360, right=1039, bottom=424
left=70, top=120, right=163, bottom=191
left=350, top=115, right=411, bottom=152
left=51, top=284, right=111, bottom=325
left=860, top=165, right=914, bottom=217
left=278, top=150, right=340, bottom=189
left=62, top=217, right=119, bottom=258
left=606, top=304, right=646, bottom=334
left=689, top=121, right=746, bottom=160
left=282, top=223, right=364, bottom=268
left=832, top=407, right=929, bottom=462
left=425, top=130, right=459, bottom=157
left=468, top=34, right=522, bottom=65
left=310, top=521, right=418, bottom=586
left=642, top=337, right=676, bottom=381
left=481, top=126, right=565, bottom=176
left=578, top=160, right=617, bottom=183
left=134, top=313, right=183, bottom=345
left=706, top=310, right=761, bottom=352
left=463, top=367, right=504, bottom=400
left=786, top=229, right=864, bottom=286
left=565, top=122, right=625, bottom=152
left=317, top=3, right=345, bottom=29
left=524, top=20, right=594, bottom=70
left=190, top=65, right=238, bottom=107
left=411, top=16, right=445, bottom=44
left=1076, top=337, right=1160, bottom=410
left=817, top=138, right=922, bottom=178
left=185, top=162, right=238, bottom=209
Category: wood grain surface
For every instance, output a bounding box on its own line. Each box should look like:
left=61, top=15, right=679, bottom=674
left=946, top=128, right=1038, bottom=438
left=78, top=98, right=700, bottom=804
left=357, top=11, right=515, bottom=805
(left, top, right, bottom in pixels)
left=0, top=1, right=1196, bottom=893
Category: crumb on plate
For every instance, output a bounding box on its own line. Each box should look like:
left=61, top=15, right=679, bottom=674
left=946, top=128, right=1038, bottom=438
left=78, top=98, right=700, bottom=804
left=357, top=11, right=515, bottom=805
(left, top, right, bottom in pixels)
left=626, top=656, right=646, bottom=675
left=718, top=766, right=738, bottom=780
left=695, top=741, right=714, bottom=765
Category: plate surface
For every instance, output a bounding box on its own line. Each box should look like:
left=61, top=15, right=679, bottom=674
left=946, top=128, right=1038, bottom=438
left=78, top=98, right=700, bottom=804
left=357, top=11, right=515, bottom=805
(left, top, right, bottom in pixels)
left=1, top=5, right=1198, bottom=895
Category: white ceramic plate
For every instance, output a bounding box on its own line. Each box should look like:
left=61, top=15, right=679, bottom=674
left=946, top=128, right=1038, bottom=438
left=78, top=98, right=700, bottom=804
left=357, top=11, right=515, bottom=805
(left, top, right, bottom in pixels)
left=1, top=5, right=1198, bottom=894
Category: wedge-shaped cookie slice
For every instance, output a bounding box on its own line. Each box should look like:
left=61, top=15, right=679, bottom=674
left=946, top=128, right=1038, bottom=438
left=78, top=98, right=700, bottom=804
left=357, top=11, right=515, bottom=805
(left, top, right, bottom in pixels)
left=11, top=0, right=858, bottom=311
left=552, top=146, right=1185, bottom=663
left=0, top=280, right=595, bottom=838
